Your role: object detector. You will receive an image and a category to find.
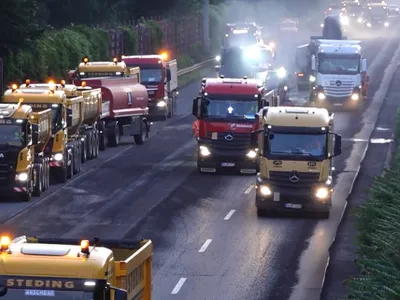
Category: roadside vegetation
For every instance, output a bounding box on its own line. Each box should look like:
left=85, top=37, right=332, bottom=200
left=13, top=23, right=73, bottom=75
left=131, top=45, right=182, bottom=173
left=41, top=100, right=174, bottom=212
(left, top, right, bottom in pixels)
left=344, top=111, right=400, bottom=299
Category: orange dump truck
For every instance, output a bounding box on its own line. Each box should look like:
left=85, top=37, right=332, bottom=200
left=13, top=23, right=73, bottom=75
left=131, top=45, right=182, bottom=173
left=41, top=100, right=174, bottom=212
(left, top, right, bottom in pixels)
left=0, top=235, right=153, bottom=300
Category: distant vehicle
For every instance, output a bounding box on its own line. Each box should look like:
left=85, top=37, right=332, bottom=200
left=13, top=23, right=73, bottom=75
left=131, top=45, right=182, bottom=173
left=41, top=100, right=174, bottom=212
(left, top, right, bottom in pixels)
left=223, top=22, right=262, bottom=49
left=279, top=19, right=298, bottom=32
left=387, top=4, right=400, bottom=16
left=365, top=2, right=390, bottom=28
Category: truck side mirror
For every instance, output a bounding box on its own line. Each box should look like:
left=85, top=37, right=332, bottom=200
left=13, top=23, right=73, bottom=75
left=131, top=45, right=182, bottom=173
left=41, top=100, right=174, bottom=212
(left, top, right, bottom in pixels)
left=111, top=287, right=127, bottom=300
left=32, top=124, right=39, bottom=145
left=66, top=108, right=73, bottom=127
left=166, top=69, right=171, bottom=82
left=360, top=58, right=367, bottom=72
left=331, top=133, right=342, bottom=157
left=192, top=97, right=202, bottom=118
left=215, top=65, right=221, bottom=72
left=311, top=55, right=316, bottom=71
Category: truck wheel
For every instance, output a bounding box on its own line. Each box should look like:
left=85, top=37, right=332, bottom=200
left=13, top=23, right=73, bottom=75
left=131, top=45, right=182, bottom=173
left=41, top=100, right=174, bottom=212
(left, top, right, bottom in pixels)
left=134, top=121, right=147, bottom=145
left=87, top=132, right=94, bottom=159
left=81, top=138, right=87, bottom=163
left=167, top=97, right=173, bottom=118
left=73, top=144, right=81, bottom=174
left=43, top=159, right=50, bottom=191
left=107, top=122, right=120, bottom=147
left=32, top=165, right=42, bottom=197
left=98, top=121, right=107, bottom=151
left=93, top=134, right=99, bottom=158
left=67, top=151, right=74, bottom=179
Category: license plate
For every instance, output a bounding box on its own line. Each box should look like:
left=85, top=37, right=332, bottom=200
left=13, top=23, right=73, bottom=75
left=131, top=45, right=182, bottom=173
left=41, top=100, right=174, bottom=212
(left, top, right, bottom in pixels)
left=221, top=162, right=235, bottom=167
left=285, top=203, right=302, bottom=209
left=273, top=192, right=280, bottom=202
left=333, top=103, right=343, bottom=106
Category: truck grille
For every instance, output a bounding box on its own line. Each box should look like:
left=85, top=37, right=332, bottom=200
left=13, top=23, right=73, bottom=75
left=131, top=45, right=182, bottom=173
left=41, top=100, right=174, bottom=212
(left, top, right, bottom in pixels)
left=268, top=171, right=320, bottom=187
left=204, top=132, right=251, bottom=150
left=324, top=80, right=354, bottom=98
left=0, top=151, right=18, bottom=187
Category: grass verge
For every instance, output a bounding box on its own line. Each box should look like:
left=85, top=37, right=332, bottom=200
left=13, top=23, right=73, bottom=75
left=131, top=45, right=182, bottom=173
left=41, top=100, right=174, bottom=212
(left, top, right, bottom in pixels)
left=344, top=110, right=400, bottom=299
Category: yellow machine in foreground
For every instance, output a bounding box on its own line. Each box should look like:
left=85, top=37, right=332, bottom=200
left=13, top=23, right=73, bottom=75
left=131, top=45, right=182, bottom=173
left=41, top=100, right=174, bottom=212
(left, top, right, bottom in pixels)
left=253, top=106, right=342, bottom=218
left=0, top=101, right=51, bottom=201
left=0, top=235, right=153, bottom=300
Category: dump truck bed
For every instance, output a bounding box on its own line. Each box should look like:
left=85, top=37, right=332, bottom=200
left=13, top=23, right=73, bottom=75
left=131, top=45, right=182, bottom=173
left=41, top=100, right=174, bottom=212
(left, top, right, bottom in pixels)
left=66, top=96, right=84, bottom=137
left=76, top=88, right=102, bottom=125
left=30, top=109, right=52, bottom=153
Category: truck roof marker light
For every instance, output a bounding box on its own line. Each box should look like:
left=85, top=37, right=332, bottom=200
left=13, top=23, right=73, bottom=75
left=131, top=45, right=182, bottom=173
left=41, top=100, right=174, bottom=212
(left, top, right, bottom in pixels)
left=60, top=80, right=66, bottom=87
left=11, top=84, right=18, bottom=92
left=160, top=52, right=168, bottom=60
left=83, top=57, right=89, bottom=64
left=80, top=240, right=90, bottom=255
left=48, top=81, right=55, bottom=94
left=25, top=79, right=31, bottom=87
left=0, top=236, right=10, bottom=251
left=18, top=98, right=24, bottom=104
left=121, top=55, right=126, bottom=59
left=112, top=57, right=118, bottom=64
left=81, top=81, right=86, bottom=88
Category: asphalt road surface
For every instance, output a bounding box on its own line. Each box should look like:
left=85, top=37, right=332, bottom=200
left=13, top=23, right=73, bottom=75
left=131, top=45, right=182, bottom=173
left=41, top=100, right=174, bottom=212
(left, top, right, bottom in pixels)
left=0, top=27, right=399, bottom=300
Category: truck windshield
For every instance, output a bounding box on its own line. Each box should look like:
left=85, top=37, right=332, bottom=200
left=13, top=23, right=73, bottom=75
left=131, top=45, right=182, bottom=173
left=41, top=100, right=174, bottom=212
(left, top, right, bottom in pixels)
left=203, top=98, right=258, bottom=120
left=226, top=34, right=257, bottom=47
left=0, top=125, right=25, bottom=147
left=139, top=68, right=163, bottom=83
left=318, top=55, right=360, bottom=75
left=368, top=8, right=388, bottom=17
left=0, top=289, right=93, bottom=299
left=266, top=132, right=327, bottom=158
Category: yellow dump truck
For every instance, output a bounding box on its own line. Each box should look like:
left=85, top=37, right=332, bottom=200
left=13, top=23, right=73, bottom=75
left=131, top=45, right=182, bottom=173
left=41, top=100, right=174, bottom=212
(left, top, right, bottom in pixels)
left=20, top=80, right=104, bottom=160
left=3, top=85, right=84, bottom=183
left=0, top=101, right=52, bottom=201
left=252, top=106, right=342, bottom=218
left=0, top=235, right=153, bottom=300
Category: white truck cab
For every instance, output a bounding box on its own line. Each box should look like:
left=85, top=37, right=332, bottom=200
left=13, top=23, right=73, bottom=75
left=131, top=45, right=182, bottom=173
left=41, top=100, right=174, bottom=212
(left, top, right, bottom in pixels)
left=309, top=39, right=367, bottom=110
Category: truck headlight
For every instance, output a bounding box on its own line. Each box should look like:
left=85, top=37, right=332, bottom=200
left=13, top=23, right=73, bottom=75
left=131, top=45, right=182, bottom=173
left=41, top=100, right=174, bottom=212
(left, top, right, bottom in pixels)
left=260, top=185, right=272, bottom=196
left=384, top=22, right=389, bottom=27
left=277, top=67, right=286, bottom=78
left=16, top=172, right=28, bottom=182
left=318, top=92, right=326, bottom=100
left=53, top=153, right=63, bottom=161
left=351, top=93, right=359, bottom=101
left=309, top=75, right=316, bottom=82
left=316, top=187, right=329, bottom=199
left=367, top=22, right=371, bottom=27
left=215, top=55, right=221, bottom=62
left=157, top=100, right=166, bottom=107
left=357, top=17, right=363, bottom=23
left=246, top=150, right=257, bottom=158
left=199, top=145, right=211, bottom=156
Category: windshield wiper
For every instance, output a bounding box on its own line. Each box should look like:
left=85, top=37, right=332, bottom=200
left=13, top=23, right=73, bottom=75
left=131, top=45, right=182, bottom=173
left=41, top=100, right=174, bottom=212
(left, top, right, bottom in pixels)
left=291, top=151, right=313, bottom=156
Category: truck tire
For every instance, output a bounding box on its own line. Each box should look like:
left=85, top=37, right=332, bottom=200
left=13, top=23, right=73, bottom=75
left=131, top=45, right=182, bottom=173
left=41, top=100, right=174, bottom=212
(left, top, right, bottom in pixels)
left=73, top=144, right=81, bottom=174
left=67, top=150, right=74, bottom=179
left=81, top=137, right=87, bottom=163
left=32, top=164, right=42, bottom=197
left=93, top=134, right=99, bottom=158
left=318, top=210, right=330, bottom=219
left=134, top=120, right=147, bottom=145
left=107, top=121, right=120, bottom=147
left=42, top=158, right=50, bottom=191
left=98, top=121, right=107, bottom=151
left=20, top=172, right=34, bottom=201
left=87, top=132, right=94, bottom=159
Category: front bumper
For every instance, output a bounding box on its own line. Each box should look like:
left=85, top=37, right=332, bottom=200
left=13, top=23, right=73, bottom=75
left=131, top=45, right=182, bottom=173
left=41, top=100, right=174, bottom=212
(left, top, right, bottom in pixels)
left=312, top=86, right=362, bottom=109
left=148, top=100, right=168, bottom=118
left=255, top=177, right=332, bottom=212
left=197, top=147, right=258, bottom=173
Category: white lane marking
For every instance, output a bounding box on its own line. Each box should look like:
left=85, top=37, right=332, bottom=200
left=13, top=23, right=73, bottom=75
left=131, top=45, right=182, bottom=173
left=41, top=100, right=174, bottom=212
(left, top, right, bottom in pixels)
left=370, top=138, right=393, bottom=144
left=171, top=277, right=187, bottom=294
left=224, top=209, right=236, bottom=220
left=244, top=185, right=254, bottom=194
left=342, top=138, right=368, bottom=142
left=199, top=239, right=212, bottom=253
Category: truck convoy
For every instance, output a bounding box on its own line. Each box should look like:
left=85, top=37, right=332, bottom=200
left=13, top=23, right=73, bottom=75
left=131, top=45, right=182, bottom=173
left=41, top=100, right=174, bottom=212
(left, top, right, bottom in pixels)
left=253, top=106, right=342, bottom=218
left=0, top=100, right=51, bottom=201
left=121, top=53, right=178, bottom=120
left=68, top=58, right=150, bottom=147
left=296, top=38, right=368, bottom=110
left=223, top=22, right=262, bottom=49
left=192, top=77, right=278, bottom=174
left=0, top=235, right=153, bottom=300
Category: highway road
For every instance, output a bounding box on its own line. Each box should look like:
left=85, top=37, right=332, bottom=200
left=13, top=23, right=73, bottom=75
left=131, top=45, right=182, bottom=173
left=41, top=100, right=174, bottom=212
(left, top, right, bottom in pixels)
left=0, top=27, right=399, bottom=300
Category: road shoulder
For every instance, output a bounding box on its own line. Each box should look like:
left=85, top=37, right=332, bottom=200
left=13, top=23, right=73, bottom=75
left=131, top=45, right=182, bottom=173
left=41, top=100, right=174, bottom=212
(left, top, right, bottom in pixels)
left=321, top=64, right=400, bottom=300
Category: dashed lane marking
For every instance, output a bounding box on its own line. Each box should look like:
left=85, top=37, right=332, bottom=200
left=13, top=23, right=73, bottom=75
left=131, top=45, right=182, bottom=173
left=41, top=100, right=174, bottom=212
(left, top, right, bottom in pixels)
left=199, top=239, right=212, bottom=253
left=171, top=278, right=187, bottom=294
left=224, top=209, right=236, bottom=220
left=244, top=185, right=254, bottom=194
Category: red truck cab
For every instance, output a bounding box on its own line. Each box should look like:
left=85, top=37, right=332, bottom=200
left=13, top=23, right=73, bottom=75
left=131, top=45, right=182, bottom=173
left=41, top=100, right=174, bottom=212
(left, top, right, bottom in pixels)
left=122, top=53, right=178, bottom=121
left=192, top=77, right=276, bottom=174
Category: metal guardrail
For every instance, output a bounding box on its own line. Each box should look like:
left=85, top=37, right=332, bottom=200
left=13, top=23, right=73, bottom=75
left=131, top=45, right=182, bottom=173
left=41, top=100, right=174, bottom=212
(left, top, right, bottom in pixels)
left=177, top=59, right=214, bottom=76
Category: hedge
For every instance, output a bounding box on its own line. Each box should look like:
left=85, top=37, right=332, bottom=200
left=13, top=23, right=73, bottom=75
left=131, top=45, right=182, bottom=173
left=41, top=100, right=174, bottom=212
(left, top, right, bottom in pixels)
left=344, top=110, right=400, bottom=299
